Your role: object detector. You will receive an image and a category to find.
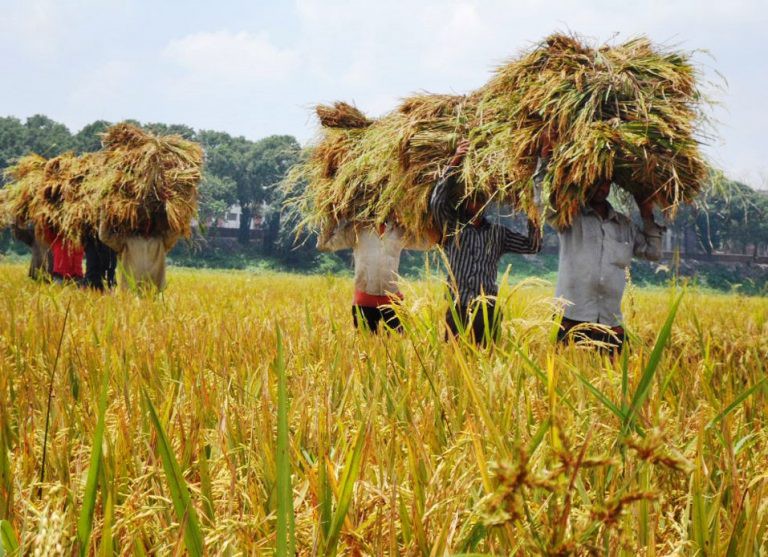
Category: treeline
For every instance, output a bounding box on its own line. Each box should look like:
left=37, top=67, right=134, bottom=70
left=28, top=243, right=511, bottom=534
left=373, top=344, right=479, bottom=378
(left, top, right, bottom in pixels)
left=0, top=114, right=314, bottom=265
left=2, top=114, right=768, bottom=268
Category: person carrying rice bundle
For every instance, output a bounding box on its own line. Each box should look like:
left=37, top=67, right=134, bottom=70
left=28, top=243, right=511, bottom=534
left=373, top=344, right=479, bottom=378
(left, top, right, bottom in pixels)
left=543, top=153, right=664, bottom=354
left=24, top=153, right=88, bottom=284
left=431, top=140, right=543, bottom=345
left=11, top=220, right=52, bottom=280
left=0, top=154, right=53, bottom=279
left=98, top=214, right=178, bottom=292
left=96, top=123, right=202, bottom=291
left=318, top=217, right=434, bottom=333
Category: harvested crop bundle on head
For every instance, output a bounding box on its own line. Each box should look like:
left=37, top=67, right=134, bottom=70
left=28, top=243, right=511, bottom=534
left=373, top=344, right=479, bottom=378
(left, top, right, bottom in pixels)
left=27, top=153, right=95, bottom=244
left=98, top=123, right=203, bottom=238
left=286, top=32, right=708, bottom=235
left=474, top=33, right=709, bottom=227
left=284, top=94, right=476, bottom=236
left=0, top=154, right=47, bottom=227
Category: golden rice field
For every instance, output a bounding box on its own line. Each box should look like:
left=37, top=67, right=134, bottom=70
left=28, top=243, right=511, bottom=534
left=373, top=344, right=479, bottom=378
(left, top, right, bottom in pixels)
left=0, top=263, right=766, bottom=556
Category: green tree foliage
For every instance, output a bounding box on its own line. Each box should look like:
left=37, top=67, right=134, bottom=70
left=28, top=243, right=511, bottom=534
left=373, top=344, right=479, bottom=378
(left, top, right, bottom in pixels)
left=247, top=135, right=300, bottom=252
left=672, top=177, right=768, bottom=256
left=198, top=172, right=237, bottom=225
left=23, top=114, right=72, bottom=158
left=71, top=120, right=112, bottom=154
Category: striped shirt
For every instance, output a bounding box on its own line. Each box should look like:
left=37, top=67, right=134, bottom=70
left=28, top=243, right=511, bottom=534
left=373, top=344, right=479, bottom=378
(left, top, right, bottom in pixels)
left=430, top=169, right=542, bottom=306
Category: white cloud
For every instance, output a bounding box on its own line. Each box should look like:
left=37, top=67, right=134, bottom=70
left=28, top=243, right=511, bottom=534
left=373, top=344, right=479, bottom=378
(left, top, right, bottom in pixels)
left=0, top=0, right=63, bottom=58
left=162, top=30, right=300, bottom=86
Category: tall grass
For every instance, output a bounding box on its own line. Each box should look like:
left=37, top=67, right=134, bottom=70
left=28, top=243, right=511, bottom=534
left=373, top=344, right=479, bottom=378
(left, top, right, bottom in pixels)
left=0, top=263, right=765, bottom=554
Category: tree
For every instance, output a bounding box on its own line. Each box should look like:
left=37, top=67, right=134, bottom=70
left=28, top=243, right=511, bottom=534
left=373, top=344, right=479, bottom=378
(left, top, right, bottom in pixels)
left=246, top=135, right=300, bottom=251
left=23, top=114, right=72, bottom=157
left=71, top=120, right=112, bottom=153
left=0, top=117, right=28, bottom=183
left=671, top=178, right=768, bottom=256
left=144, top=122, right=197, bottom=140
left=198, top=131, right=300, bottom=245
left=197, top=172, right=237, bottom=227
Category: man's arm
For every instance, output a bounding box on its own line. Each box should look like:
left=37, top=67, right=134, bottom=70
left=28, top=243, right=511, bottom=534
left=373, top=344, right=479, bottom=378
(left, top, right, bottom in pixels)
left=632, top=197, right=664, bottom=261
left=162, top=230, right=180, bottom=252
left=12, top=223, right=35, bottom=247
left=98, top=217, right=125, bottom=253
left=430, top=171, right=460, bottom=236
left=317, top=221, right=355, bottom=252
left=501, top=219, right=543, bottom=254
left=430, top=140, right=468, bottom=236
left=633, top=219, right=664, bottom=261
left=534, top=156, right=567, bottom=232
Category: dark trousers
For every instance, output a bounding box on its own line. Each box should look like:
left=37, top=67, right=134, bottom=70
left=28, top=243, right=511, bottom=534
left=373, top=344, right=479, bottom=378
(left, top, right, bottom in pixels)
left=446, top=301, right=501, bottom=345
left=84, top=237, right=117, bottom=291
left=352, top=305, right=402, bottom=333
left=557, top=318, right=625, bottom=355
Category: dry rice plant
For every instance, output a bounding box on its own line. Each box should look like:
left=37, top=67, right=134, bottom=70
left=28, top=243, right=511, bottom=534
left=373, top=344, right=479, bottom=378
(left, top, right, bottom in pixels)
left=0, top=263, right=765, bottom=555
left=0, top=154, right=47, bottom=227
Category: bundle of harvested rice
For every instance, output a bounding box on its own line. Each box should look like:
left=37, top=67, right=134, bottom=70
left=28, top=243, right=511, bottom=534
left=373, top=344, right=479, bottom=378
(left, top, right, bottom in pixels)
left=286, top=33, right=708, bottom=234
left=25, top=153, right=101, bottom=245
left=316, top=102, right=372, bottom=129
left=285, top=95, right=476, bottom=235
left=58, top=152, right=111, bottom=244
left=98, top=123, right=203, bottom=238
left=0, top=154, right=47, bottom=227
left=472, top=33, right=708, bottom=228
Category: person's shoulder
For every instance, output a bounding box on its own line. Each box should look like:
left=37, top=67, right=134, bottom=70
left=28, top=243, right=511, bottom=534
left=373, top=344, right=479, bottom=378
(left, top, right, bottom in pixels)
left=613, top=211, right=634, bottom=228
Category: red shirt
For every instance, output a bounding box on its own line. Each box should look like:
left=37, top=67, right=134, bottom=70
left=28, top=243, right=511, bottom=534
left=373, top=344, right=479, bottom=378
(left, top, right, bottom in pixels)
left=44, top=227, right=84, bottom=279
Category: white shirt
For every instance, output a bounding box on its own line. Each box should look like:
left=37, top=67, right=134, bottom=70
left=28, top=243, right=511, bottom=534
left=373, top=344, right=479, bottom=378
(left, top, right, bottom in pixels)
left=553, top=204, right=664, bottom=326
left=318, top=224, right=431, bottom=296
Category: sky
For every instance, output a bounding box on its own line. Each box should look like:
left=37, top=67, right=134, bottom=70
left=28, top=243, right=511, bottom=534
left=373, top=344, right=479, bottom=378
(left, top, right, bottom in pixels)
left=1, top=0, right=766, bottom=187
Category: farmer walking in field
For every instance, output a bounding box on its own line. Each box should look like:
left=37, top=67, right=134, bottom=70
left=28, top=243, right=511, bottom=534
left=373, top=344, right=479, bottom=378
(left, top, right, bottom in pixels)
left=548, top=175, right=664, bottom=354
left=11, top=219, right=52, bottom=279
left=430, top=139, right=543, bottom=345
left=98, top=214, right=179, bottom=292
left=318, top=218, right=433, bottom=332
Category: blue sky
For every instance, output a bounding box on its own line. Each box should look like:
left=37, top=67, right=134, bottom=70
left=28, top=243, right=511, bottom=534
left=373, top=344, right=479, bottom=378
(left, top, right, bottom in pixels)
left=1, top=0, right=766, bottom=186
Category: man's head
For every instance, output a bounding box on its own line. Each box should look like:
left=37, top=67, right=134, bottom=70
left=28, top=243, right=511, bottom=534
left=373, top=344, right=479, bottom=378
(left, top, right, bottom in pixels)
left=589, top=179, right=612, bottom=205
left=463, top=196, right=487, bottom=220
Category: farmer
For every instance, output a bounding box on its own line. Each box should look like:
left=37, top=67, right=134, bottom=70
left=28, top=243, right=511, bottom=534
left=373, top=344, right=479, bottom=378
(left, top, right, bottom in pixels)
left=43, top=225, right=84, bottom=284
left=430, top=139, right=543, bottom=345
left=98, top=215, right=179, bottom=292
left=548, top=176, right=664, bottom=354
left=318, top=218, right=433, bottom=332
left=11, top=220, right=52, bottom=279
left=82, top=229, right=117, bottom=291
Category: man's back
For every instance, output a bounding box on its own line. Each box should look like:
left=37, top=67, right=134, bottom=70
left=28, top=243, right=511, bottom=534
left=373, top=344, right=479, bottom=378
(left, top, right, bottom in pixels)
left=121, top=236, right=168, bottom=290
left=555, top=204, right=662, bottom=326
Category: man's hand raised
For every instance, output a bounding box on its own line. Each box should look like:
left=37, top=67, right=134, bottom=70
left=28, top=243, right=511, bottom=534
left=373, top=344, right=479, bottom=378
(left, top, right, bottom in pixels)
left=634, top=194, right=654, bottom=220
left=449, top=139, right=470, bottom=167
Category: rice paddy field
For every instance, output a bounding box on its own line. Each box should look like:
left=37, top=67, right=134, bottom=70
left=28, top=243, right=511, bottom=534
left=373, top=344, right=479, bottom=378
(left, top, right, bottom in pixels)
left=0, top=262, right=766, bottom=555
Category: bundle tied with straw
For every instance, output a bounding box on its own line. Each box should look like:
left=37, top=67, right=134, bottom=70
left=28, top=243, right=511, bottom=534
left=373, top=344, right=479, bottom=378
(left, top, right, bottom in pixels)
left=0, top=154, right=47, bottom=228
left=26, top=152, right=103, bottom=246
left=472, top=33, right=709, bottom=228
left=286, top=33, right=708, bottom=236
left=98, top=123, right=203, bottom=238
left=284, top=95, right=476, bottom=236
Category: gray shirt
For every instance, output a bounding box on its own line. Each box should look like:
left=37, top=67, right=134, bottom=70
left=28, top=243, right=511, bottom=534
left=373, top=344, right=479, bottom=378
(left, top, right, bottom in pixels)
left=551, top=204, right=664, bottom=326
